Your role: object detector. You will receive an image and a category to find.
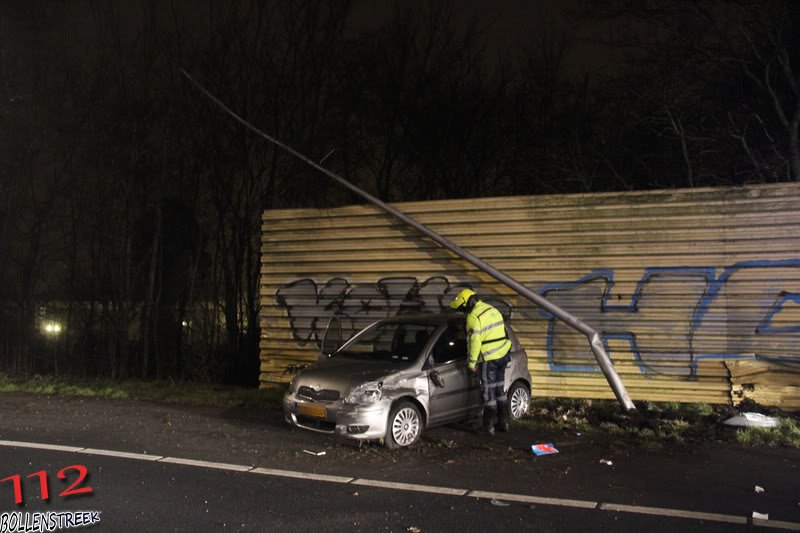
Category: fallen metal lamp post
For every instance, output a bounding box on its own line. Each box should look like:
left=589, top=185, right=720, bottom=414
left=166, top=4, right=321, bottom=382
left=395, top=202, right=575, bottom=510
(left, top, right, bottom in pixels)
left=181, top=68, right=637, bottom=413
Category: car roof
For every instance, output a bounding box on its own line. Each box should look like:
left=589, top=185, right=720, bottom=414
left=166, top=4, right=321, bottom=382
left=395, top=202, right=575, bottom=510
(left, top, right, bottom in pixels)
left=375, top=312, right=461, bottom=326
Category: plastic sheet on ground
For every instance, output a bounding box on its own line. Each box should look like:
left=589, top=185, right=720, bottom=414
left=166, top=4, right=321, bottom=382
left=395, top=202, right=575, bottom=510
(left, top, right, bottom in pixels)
left=722, top=412, right=779, bottom=428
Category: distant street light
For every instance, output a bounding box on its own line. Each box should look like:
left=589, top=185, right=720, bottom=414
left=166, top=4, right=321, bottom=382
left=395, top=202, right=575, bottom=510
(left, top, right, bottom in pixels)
left=40, top=320, right=63, bottom=376
left=43, top=321, right=63, bottom=335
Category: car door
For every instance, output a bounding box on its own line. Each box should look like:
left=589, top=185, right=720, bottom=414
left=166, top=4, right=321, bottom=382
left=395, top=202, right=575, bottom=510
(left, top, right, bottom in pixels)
left=426, top=326, right=477, bottom=425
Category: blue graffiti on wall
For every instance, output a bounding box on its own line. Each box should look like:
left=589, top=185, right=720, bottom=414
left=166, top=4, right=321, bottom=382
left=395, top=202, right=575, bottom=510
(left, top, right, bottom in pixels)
left=758, top=292, right=800, bottom=334
left=274, top=259, right=800, bottom=375
left=537, top=259, right=800, bottom=375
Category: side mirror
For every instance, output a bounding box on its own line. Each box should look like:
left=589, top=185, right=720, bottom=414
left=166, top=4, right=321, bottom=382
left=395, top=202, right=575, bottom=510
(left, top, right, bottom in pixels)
left=320, top=314, right=343, bottom=359
left=429, top=369, right=445, bottom=388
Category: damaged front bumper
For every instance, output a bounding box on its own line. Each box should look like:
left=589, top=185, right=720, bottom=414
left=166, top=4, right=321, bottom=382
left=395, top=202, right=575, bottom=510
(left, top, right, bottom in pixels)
left=282, top=393, right=393, bottom=441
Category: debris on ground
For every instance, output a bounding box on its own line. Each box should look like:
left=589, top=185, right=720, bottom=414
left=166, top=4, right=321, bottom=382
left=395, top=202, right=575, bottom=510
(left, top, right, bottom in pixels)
left=755, top=485, right=765, bottom=494
left=407, top=527, right=421, bottom=533
left=723, top=413, right=779, bottom=428
left=752, top=511, right=769, bottom=520
left=531, top=443, right=559, bottom=456
left=599, top=459, right=614, bottom=466
left=490, top=499, right=510, bottom=507
left=302, top=449, right=326, bottom=456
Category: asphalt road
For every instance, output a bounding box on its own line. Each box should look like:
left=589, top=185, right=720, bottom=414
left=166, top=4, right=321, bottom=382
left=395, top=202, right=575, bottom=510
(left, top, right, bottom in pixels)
left=0, top=447, right=747, bottom=532
left=1, top=392, right=798, bottom=531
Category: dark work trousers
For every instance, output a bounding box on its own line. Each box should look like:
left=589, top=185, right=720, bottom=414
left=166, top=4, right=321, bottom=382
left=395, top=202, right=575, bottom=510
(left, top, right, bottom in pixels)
left=479, top=353, right=509, bottom=417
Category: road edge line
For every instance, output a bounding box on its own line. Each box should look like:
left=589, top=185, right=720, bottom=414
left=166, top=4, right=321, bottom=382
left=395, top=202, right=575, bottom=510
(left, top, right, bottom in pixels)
left=468, top=489, right=596, bottom=509
left=3, top=439, right=800, bottom=530
left=599, top=502, right=747, bottom=525
left=352, top=478, right=467, bottom=496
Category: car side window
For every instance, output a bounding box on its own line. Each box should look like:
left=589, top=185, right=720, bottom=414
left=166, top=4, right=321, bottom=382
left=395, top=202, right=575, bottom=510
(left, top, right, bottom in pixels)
left=391, top=324, right=436, bottom=361
left=431, top=328, right=467, bottom=365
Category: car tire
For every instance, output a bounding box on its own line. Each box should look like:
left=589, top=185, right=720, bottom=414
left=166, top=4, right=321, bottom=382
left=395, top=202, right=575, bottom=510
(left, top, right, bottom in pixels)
left=508, top=381, right=530, bottom=420
left=385, top=400, right=423, bottom=449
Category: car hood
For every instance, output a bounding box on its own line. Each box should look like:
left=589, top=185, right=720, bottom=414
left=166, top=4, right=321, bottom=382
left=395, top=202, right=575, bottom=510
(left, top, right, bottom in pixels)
left=295, top=357, right=411, bottom=394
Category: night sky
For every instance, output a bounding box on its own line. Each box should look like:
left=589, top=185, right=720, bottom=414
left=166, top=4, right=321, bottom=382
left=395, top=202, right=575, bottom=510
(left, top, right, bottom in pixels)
left=1, top=0, right=797, bottom=383
left=351, top=0, right=625, bottom=78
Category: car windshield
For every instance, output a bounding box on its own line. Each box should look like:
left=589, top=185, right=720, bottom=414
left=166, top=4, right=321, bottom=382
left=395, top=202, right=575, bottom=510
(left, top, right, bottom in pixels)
left=335, top=321, right=439, bottom=363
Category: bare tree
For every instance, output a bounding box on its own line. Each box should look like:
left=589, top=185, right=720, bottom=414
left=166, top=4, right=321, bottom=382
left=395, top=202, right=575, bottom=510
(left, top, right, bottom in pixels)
left=578, top=0, right=800, bottom=184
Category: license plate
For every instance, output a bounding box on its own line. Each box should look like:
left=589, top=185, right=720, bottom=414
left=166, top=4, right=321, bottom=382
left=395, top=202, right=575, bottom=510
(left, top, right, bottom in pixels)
left=297, top=403, right=326, bottom=418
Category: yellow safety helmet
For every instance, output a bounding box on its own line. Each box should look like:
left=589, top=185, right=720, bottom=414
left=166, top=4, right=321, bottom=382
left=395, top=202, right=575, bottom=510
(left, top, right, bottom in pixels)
left=449, top=288, right=476, bottom=310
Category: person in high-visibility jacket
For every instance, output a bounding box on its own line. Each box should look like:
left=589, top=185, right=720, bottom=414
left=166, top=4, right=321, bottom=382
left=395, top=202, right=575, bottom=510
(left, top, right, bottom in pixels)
left=449, top=288, right=512, bottom=436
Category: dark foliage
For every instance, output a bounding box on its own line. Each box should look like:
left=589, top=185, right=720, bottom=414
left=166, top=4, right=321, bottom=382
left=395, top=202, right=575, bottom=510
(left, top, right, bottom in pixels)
left=0, top=0, right=796, bottom=384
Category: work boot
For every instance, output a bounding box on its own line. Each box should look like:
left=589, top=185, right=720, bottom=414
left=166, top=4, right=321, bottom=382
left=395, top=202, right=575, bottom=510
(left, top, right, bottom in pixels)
left=479, top=411, right=495, bottom=436
left=496, top=410, right=510, bottom=433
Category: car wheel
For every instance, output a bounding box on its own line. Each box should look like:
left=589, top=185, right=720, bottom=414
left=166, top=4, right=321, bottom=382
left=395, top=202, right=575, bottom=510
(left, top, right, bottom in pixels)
left=508, top=381, right=530, bottom=420
left=385, top=401, right=423, bottom=449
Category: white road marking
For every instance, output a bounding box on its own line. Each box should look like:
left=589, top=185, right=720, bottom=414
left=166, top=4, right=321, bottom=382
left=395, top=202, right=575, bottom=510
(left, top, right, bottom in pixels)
left=252, top=467, right=352, bottom=484
left=599, top=503, right=747, bottom=524
left=159, top=457, right=254, bottom=472
left=2, top=439, right=800, bottom=530
left=0, top=439, right=84, bottom=452
left=352, top=478, right=468, bottom=496
left=468, top=490, right=596, bottom=509
left=753, top=519, right=800, bottom=531
left=79, top=448, right=163, bottom=461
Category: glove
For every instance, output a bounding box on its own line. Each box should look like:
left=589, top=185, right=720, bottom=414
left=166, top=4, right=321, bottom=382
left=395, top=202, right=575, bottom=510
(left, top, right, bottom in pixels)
left=468, top=366, right=477, bottom=377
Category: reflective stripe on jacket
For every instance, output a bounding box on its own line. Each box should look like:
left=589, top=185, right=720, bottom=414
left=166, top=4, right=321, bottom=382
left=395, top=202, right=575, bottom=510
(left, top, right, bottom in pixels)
left=466, top=300, right=511, bottom=369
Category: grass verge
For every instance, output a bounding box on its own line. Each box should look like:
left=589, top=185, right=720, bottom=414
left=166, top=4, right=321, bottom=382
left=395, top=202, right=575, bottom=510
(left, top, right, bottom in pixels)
left=0, top=373, right=287, bottom=409
left=519, top=398, right=800, bottom=448
left=2, top=374, right=798, bottom=447
left=734, top=418, right=800, bottom=447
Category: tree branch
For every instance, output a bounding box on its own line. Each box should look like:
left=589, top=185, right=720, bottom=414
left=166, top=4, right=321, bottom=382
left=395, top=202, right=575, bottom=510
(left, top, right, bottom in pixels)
left=665, top=106, right=694, bottom=187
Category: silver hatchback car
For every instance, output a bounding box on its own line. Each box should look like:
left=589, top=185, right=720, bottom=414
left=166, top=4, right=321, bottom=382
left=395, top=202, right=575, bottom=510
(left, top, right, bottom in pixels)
left=282, top=313, right=532, bottom=448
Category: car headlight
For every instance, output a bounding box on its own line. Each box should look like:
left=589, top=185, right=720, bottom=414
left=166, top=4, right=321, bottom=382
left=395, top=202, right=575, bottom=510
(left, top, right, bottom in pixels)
left=344, top=381, right=383, bottom=406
